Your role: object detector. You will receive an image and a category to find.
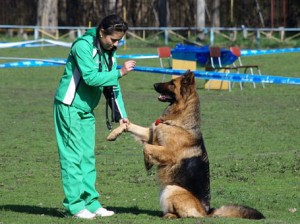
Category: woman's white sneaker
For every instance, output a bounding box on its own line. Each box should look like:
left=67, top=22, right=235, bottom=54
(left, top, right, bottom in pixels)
left=94, top=207, right=115, bottom=217
left=73, top=209, right=96, bottom=219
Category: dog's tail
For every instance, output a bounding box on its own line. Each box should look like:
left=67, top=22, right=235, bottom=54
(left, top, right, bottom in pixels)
left=208, top=204, right=265, bottom=219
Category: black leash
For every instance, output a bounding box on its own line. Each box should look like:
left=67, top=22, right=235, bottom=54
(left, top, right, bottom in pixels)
left=95, top=38, right=116, bottom=130
left=105, top=87, right=115, bottom=130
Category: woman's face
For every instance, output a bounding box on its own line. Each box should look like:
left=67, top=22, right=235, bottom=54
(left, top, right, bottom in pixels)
left=100, top=29, right=125, bottom=51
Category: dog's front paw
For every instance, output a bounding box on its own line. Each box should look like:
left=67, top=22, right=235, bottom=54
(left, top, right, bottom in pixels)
left=106, top=124, right=126, bottom=141
left=106, top=132, right=120, bottom=141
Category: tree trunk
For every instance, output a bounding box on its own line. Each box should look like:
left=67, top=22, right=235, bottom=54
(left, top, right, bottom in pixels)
left=196, top=0, right=206, bottom=41
left=158, top=0, right=169, bottom=27
left=212, top=0, right=220, bottom=28
left=37, top=0, right=58, bottom=35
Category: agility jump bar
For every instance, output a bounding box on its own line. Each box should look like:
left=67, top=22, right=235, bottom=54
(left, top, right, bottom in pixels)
left=0, top=55, right=157, bottom=68
left=241, top=47, right=300, bottom=56
left=130, top=66, right=300, bottom=85
left=0, top=39, right=72, bottom=48
left=2, top=45, right=300, bottom=67
left=0, top=38, right=125, bottom=49
left=1, top=58, right=300, bottom=85
left=0, top=57, right=66, bottom=68
left=2, top=39, right=300, bottom=58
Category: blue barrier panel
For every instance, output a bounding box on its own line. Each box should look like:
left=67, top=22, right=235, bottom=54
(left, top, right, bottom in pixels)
left=171, top=44, right=238, bottom=66
left=171, top=44, right=300, bottom=65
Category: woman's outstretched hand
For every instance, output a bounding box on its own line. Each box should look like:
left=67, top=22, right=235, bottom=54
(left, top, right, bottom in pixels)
left=120, top=60, right=136, bottom=76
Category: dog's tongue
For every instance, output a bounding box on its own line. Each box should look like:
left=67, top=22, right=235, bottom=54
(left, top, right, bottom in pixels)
left=158, top=95, right=167, bottom=101
left=158, top=94, right=172, bottom=102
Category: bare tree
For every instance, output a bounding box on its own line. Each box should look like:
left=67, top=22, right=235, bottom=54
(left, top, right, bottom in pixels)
left=158, top=0, right=169, bottom=27
left=196, top=0, right=206, bottom=41
left=37, top=0, right=58, bottom=35
left=2, top=0, right=299, bottom=34
left=212, top=0, right=220, bottom=28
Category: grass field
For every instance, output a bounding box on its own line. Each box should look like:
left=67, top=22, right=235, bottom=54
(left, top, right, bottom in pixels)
left=0, top=44, right=299, bottom=224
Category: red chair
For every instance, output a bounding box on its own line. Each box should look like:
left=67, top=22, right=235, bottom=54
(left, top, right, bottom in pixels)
left=157, top=46, right=172, bottom=81
left=157, top=46, right=172, bottom=68
left=205, top=46, right=232, bottom=91
left=206, top=46, right=230, bottom=70
left=230, top=46, right=265, bottom=89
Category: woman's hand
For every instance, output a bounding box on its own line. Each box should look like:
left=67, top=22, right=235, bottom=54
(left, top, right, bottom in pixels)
left=120, top=60, right=136, bottom=77
left=119, top=118, right=130, bottom=130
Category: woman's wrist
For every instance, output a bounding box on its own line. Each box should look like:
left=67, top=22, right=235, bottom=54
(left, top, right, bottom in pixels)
left=118, top=69, right=123, bottom=78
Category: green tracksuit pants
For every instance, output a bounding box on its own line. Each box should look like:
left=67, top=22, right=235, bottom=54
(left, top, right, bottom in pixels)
left=53, top=100, right=101, bottom=215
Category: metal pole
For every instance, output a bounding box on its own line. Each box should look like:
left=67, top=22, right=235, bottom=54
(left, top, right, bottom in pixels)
left=164, top=29, right=168, bottom=45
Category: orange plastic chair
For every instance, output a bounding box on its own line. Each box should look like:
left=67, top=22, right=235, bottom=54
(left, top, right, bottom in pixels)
left=230, top=46, right=265, bottom=89
left=157, top=46, right=172, bottom=68
left=206, top=46, right=232, bottom=91
left=157, top=46, right=172, bottom=80
left=209, top=46, right=222, bottom=69
left=206, top=46, right=231, bottom=70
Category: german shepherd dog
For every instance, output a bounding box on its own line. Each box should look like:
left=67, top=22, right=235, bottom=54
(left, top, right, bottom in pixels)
left=107, top=70, right=265, bottom=219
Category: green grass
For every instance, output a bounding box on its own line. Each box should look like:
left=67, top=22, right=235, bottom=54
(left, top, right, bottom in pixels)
left=0, top=44, right=299, bottom=224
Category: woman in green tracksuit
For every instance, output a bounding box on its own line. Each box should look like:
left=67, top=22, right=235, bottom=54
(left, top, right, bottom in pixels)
left=53, top=15, right=136, bottom=219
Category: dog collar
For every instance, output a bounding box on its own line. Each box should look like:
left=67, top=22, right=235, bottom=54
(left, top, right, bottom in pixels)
left=155, top=119, right=162, bottom=126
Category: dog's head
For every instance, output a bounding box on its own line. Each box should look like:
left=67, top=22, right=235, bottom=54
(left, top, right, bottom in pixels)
left=153, top=70, right=195, bottom=103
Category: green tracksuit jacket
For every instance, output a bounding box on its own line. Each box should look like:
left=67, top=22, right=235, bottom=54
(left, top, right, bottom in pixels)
left=55, top=28, right=127, bottom=118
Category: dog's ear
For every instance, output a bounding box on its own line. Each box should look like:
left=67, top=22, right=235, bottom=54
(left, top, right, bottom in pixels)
left=182, top=70, right=195, bottom=86
left=180, top=70, right=195, bottom=97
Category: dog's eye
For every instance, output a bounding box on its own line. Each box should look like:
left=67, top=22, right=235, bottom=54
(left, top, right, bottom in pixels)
left=169, top=81, right=175, bottom=88
left=169, top=83, right=176, bottom=91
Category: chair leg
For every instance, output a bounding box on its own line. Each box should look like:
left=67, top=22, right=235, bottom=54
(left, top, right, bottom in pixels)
left=237, top=69, right=243, bottom=90
left=230, top=68, right=236, bottom=89
left=234, top=68, right=243, bottom=90
left=228, top=81, right=232, bottom=92
left=232, top=68, right=243, bottom=91
left=208, top=76, right=211, bottom=91
left=159, top=59, right=163, bottom=68
left=159, top=59, right=166, bottom=81
left=239, top=82, right=243, bottom=90
left=224, top=69, right=231, bottom=92
left=258, top=68, right=265, bottom=88
left=250, top=67, right=256, bottom=88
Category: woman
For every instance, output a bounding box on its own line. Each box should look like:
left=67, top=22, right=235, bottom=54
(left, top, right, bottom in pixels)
left=53, top=15, right=136, bottom=219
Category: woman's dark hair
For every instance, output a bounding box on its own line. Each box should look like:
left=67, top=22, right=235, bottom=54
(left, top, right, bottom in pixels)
left=97, top=14, right=128, bottom=36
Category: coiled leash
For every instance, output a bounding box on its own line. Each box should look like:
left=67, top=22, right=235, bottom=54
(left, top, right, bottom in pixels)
left=96, top=38, right=117, bottom=131
left=105, top=86, right=115, bottom=131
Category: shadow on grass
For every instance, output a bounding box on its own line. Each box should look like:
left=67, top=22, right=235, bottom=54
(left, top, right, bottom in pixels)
left=0, top=204, right=65, bottom=218
left=108, top=206, right=162, bottom=217
left=0, top=204, right=161, bottom=217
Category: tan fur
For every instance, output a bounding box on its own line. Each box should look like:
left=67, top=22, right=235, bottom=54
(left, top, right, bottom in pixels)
left=160, top=185, right=206, bottom=218
left=107, top=70, right=265, bottom=220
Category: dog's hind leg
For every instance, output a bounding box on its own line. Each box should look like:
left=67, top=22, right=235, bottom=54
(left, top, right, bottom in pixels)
left=144, top=144, right=177, bottom=165
left=160, top=185, right=207, bottom=218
